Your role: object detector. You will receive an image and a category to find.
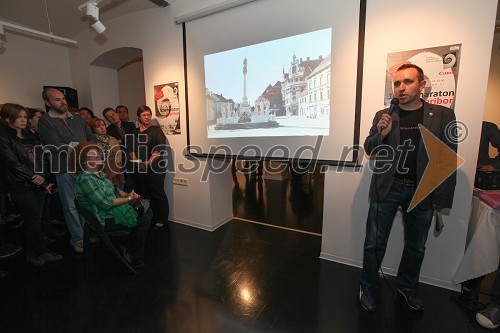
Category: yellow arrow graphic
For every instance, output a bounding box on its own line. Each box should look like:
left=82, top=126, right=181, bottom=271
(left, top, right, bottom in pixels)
left=408, top=124, right=465, bottom=211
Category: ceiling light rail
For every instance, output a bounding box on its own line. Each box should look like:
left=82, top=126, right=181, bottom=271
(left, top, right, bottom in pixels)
left=0, top=20, right=78, bottom=46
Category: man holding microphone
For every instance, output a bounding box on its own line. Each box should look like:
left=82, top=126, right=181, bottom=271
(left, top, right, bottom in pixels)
left=359, top=64, right=457, bottom=312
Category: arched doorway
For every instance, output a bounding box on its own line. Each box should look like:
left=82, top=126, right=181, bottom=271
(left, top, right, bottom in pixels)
left=89, top=47, right=145, bottom=120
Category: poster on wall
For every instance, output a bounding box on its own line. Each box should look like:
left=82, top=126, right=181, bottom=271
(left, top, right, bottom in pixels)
left=154, top=82, right=181, bottom=135
left=384, top=44, right=461, bottom=109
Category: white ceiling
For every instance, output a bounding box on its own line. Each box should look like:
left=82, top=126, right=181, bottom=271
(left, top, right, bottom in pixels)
left=0, top=0, right=162, bottom=39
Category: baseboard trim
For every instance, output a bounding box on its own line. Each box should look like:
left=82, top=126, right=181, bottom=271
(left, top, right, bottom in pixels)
left=171, top=215, right=233, bottom=232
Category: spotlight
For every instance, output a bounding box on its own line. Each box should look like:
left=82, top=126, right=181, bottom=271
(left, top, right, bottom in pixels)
left=86, top=3, right=99, bottom=21
left=91, top=20, right=106, bottom=34
left=148, top=0, right=176, bottom=6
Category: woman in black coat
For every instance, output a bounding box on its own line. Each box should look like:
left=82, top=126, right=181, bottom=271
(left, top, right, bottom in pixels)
left=0, top=103, right=62, bottom=266
left=128, top=105, right=169, bottom=229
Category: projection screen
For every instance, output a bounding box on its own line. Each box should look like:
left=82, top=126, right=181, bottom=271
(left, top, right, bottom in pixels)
left=183, top=0, right=364, bottom=165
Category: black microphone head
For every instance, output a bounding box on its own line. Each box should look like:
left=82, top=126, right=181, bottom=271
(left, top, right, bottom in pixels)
left=387, top=98, right=399, bottom=117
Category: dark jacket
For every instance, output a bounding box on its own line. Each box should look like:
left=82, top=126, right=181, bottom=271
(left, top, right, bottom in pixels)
left=477, top=121, right=500, bottom=167
left=364, top=100, right=457, bottom=210
left=0, top=127, right=50, bottom=192
left=106, top=121, right=136, bottom=144
left=128, top=125, right=168, bottom=171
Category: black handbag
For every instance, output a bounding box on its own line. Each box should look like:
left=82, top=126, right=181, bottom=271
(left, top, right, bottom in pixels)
left=129, top=198, right=150, bottom=216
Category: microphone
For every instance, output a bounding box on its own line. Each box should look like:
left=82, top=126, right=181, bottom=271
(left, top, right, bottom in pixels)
left=379, top=98, right=399, bottom=134
left=387, top=98, right=399, bottom=116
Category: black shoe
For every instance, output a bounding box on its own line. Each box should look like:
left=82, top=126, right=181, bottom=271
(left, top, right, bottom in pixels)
left=26, top=253, right=46, bottom=266
left=0, top=243, right=23, bottom=259
left=359, top=286, right=376, bottom=312
left=397, top=288, right=424, bottom=311
left=46, top=229, right=66, bottom=239
left=40, top=251, right=63, bottom=262
left=42, top=235, right=56, bottom=246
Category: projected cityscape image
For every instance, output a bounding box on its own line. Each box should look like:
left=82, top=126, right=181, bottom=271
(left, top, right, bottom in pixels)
left=204, top=28, right=332, bottom=138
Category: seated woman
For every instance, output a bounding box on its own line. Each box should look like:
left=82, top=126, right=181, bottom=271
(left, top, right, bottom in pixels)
left=90, top=118, right=125, bottom=188
left=73, top=142, right=151, bottom=269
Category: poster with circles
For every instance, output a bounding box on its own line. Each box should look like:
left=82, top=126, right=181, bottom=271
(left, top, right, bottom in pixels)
left=154, top=82, right=181, bottom=135
left=384, top=44, right=461, bottom=109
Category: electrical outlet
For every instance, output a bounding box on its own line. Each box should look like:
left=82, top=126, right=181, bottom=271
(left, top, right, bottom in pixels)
left=173, top=177, right=188, bottom=186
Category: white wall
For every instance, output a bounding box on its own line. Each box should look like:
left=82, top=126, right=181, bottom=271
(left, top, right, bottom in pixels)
left=118, top=59, right=146, bottom=122
left=0, top=32, right=73, bottom=108
left=88, top=65, right=120, bottom=118
left=321, top=0, right=498, bottom=291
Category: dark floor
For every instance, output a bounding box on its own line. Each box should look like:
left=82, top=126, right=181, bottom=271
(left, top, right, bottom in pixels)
left=0, top=170, right=496, bottom=333
left=232, top=167, right=324, bottom=235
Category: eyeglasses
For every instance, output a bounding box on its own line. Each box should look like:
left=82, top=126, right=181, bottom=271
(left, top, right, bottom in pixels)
left=139, top=113, right=152, bottom=118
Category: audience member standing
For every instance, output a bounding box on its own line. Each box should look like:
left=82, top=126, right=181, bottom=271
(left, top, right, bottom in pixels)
left=116, top=105, right=131, bottom=122
left=477, top=121, right=500, bottom=168
left=128, top=105, right=169, bottom=229
left=0, top=103, right=62, bottom=265
left=38, top=88, right=95, bottom=253
left=103, top=108, right=136, bottom=144
left=103, top=108, right=136, bottom=191
left=90, top=118, right=124, bottom=188
left=78, top=107, right=96, bottom=126
left=26, top=108, right=44, bottom=142
left=0, top=105, right=23, bottom=275
left=26, top=107, right=65, bottom=241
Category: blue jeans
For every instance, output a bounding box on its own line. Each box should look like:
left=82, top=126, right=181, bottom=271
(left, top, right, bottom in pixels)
left=360, top=181, right=433, bottom=291
left=56, top=173, right=85, bottom=246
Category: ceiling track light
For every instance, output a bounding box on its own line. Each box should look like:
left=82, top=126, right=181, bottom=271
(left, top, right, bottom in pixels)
left=148, top=0, right=176, bottom=7
left=77, top=0, right=104, bottom=13
left=86, top=3, right=99, bottom=21
left=91, top=20, right=106, bottom=34
left=78, top=0, right=106, bottom=34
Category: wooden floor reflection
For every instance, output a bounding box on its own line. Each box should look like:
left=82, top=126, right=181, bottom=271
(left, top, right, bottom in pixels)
left=232, top=166, right=324, bottom=235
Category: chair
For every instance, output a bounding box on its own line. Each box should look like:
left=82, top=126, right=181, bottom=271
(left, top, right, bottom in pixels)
left=75, top=201, right=136, bottom=275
